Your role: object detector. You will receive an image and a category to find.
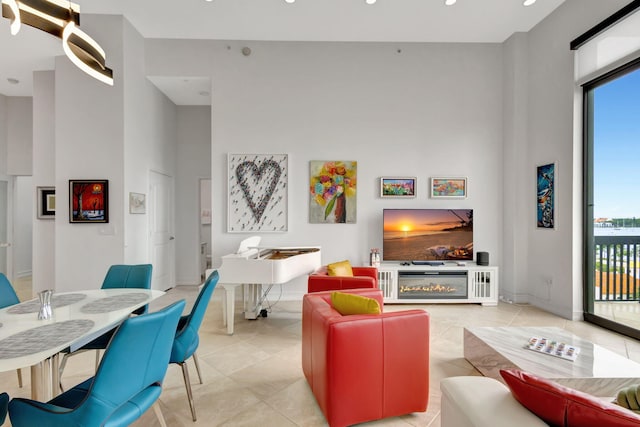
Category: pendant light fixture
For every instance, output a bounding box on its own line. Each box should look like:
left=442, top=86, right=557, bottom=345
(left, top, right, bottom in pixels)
left=1, top=0, right=113, bottom=86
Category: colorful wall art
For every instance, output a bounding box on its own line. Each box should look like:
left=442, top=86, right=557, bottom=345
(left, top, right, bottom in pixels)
left=537, top=162, right=555, bottom=229
left=430, top=177, right=467, bottom=199
left=69, top=180, right=108, bottom=223
left=309, top=160, right=357, bottom=224
left=228, top=154, right=288, bottom=232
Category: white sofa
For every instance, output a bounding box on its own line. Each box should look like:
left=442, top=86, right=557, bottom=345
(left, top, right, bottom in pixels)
left=440, top=376, right=549, bottom=427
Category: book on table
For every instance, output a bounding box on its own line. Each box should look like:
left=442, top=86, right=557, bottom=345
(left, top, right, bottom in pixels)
left=524, top=336, right=580, bottom=362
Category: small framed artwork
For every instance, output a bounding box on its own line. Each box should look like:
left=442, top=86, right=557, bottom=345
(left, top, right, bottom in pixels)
left=37, top=187, right=55, bottom=219
left=129, top=192, right=146, bottom=214
left=380, top=177, right=416, bottom=198
left=69, top=180, right=109, bottom=223
left=430, top=177, right=467, bottom=199
left=537, top=162, right=555, bottom=229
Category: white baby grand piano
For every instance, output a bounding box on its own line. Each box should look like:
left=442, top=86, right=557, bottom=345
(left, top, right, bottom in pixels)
left=216, top=236, right=321, bottom=334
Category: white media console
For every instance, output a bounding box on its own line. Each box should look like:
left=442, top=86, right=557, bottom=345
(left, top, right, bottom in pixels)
left=377, top=262, right=498, bottom=306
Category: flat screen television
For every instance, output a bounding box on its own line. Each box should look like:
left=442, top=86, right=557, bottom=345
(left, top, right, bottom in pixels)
left=383, top=209, right=473, bottom=262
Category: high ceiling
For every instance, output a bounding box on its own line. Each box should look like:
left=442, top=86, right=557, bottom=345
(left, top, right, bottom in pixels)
left=0, top=0, right=566, bottom=100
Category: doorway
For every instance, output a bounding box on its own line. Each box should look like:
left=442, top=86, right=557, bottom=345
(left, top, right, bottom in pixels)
left=584, top=60, right=640, bottom=338
left=149, top=170, right=176, bottom=291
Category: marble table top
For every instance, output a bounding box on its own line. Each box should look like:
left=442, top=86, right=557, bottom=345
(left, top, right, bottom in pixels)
left=464, top=326, right=640, bottom=396
left=0, top=319, right=94, bottom=359
left=7, top=293, right=87, bottom=314
left=0, top=288, right=164, bottom=372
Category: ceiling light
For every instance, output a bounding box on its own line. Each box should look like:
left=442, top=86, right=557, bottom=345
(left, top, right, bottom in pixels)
left=523, top=0, right=536, bottom=6
left=2, top=0, right=113, bottom=86
left=365, top=0, right=376, bottom=4
left=62, top=21, right=113, bottom=86
left=285, top=0, right=295, bottom=3
left=445, top=0, right=457, bottom=5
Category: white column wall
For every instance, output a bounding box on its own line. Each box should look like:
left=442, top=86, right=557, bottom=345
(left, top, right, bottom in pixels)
left=32, top=71, right=55, bottom=294
left=53, top=15, right=126, bottom=291
left=521, top=0, right=628, bottom=319
left=6, top=97, right=32, bottom=176
left=175, top=106, right=211, bottom=285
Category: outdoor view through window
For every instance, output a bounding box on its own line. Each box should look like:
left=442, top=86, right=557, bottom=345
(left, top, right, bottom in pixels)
left=590, top=66, right=640, bottom=334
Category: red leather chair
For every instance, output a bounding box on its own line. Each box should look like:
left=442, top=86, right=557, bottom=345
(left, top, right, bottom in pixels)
left=302, top=288, right=430, bottom=427
left=307, top=265, right=378, bottom=293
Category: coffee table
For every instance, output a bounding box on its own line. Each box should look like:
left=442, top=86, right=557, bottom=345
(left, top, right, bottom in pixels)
left=464, top=326, right=640, bottom=396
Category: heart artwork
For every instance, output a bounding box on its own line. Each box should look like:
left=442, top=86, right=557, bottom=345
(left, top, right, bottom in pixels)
left=235, top=160, right=282, bottom=223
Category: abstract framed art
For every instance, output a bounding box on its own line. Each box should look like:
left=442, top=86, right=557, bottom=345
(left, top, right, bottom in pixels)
left=37, top=186, right=55, bottom=219
left=537, top=162, right=556, bottom=229
left=228, top=154, right=288, bottom=232
left=69, top=180, right=109, bottom=223
left=430, top=177, right=467, bottom=199
left=309, top=160, right=357, bottom=223
left=380, top=177, right=416, bottom=198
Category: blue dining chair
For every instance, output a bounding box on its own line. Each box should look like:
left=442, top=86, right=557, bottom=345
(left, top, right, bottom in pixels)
left=0, top=273, right=23, bottom=388
left=8, top=299, right=186, bottom=427
left=170, top=270, right=219, bottom=421
left=0, top=392, right=8, bottom=425
left=58, top=264, right=153, bottom=388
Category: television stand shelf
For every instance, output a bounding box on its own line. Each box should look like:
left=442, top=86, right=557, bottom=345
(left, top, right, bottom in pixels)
left=377, top=262, right=498, bottom=306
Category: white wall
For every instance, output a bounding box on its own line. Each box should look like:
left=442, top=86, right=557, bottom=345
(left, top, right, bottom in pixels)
left=219, top=42, right=505, bottom=298
left=53, top=15, right=126, bottom=291
left=13, top=176, right=32, bottom=278
left=514, top=0, right=628, bottom=318
left=122, top=18, right=178, bottom=266
left=0, top=95, right=6, bottom=175
left=6, top=97, right=32, bottom=176
left=175, top=106, right=211, bottom=285
left=32, top=71, right=56, bottom=294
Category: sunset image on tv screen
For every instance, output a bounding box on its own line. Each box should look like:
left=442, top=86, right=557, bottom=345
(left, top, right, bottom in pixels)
left=383, top=209, right=473, bottom=261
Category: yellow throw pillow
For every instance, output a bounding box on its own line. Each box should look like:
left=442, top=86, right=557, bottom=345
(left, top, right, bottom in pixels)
left=327, top=260, right=354, bottom=277
left=331, top=291, right=381, bottom=316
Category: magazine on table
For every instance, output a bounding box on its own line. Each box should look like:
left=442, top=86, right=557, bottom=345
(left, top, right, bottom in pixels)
left=524, top=336, right=580, bottom=362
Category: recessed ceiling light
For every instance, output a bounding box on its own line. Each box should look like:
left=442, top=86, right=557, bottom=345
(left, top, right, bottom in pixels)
left=445, top=0, right=457, bottom=5
left=205, top=0, right=213, bottom=2
left=523, top=0, right=536, bottom=6
left=7, top=78, right=19, bottom=85
left=365, top=0, right=376, bottom=4
left=285, top=0, right=295, bottom=3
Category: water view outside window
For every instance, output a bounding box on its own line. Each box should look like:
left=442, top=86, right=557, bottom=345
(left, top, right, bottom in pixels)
left=588, top=66, right=640, bottom=335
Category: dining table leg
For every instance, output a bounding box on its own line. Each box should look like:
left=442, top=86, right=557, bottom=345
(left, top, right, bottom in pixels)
left=29, top=353, right=60, bottom=401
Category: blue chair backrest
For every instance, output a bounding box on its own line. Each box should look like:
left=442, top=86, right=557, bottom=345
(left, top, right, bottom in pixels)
left=171, top=270, right=219, bottom=363
left=101, top=265, right=152, bottom=290
left=0, top=392, right=8, bottom=425
left=0, top=273, right=19, bottom=309
left=72, top=299, right=185, bottom=423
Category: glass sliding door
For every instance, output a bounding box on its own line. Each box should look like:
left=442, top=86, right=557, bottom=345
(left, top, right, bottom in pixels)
left=584, top=60, right=640, bottom=338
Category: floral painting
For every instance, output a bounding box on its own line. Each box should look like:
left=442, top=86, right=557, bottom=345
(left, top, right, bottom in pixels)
left=309, top=161, right=357, bottom=223
left=228, top=154, right=288, bottom=232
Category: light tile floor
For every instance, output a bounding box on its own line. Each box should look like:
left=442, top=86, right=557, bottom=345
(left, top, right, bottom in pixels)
left=3, top=284, right=640, bottom=427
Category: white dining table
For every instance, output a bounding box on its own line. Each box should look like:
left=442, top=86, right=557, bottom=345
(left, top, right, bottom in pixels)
left=0, top=288, right=165, bottom=401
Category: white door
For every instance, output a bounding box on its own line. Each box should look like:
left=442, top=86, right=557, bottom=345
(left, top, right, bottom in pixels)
left=0, top=177, right=12, bottom=278
left=149, top=171, right=175, bottom=291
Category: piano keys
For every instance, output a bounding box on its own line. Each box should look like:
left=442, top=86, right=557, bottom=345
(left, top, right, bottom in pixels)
left=215, top=237, right=321, bottom=334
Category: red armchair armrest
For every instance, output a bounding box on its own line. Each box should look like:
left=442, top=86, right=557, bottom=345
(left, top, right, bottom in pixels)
left=307, top=266, right=378, bottom=293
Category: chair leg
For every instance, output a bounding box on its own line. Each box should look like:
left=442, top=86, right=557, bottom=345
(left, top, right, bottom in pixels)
left=16, top=368, right=22, bottom=388
left=192, top=352, right=203, bottom=385
left=152, top=401, right=168, bottom=427
left=180, top=362, right=197, bottom=422
left=58, top=352, right=70, bottom=392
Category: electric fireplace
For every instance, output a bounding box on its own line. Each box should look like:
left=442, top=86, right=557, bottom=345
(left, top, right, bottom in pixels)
left=398, top=271, right=468, bottom=299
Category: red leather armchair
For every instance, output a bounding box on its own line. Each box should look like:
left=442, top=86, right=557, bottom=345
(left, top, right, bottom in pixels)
left=302, top=288, right=430, bottom=427
left=307, top=266, right=378, bottom=293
